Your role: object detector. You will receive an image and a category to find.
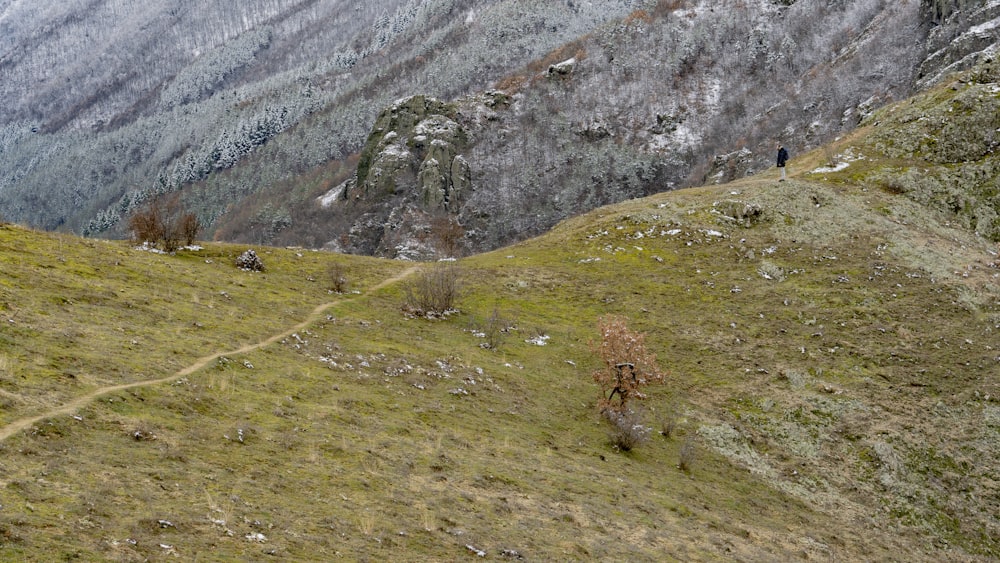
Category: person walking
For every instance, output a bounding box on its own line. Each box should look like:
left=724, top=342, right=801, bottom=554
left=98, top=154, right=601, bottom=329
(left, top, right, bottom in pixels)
left=776, top=143, right=789, bottom=181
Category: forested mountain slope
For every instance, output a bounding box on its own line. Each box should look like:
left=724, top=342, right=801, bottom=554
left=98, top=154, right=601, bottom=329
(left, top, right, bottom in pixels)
left=0, top=0, right=997, bottom=255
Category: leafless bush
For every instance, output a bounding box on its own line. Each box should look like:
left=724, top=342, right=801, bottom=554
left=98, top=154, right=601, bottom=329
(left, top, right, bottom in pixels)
left=403, top=264, right=462, bottom=317
left=478, top=307, right=515, bottom=350
left=678, top=436, right=698, bottom=472
left=328, top=262, right=349, bottom=293
left=607, top=409, right=651, bottom=451
left=660, top=410, right=679, bottom=439
left=128, top=202, right=165, bottom=246
left=127, top=194, right=200, bottom=251
left=430, top=215, right=465, bottom=258
left=179, top=212, right=200, bottom=246
left=823, top=144, right=839, bottom=167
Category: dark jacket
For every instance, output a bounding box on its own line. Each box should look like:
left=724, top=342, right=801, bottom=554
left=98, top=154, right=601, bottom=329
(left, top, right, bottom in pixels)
left=777, top=147, right=789, bottom=167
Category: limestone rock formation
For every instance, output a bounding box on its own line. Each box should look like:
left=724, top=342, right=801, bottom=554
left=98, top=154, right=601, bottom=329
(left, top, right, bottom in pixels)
left=322, top=95, right=485, bottom=259
left=350, top=95, right=469, bottom=213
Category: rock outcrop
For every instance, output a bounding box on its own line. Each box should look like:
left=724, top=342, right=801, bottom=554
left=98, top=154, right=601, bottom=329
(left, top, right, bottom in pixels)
left=348, top=95, right=469, bottom=212
left=918, top=0, right=1000, bottom=88
left=320, top=94, right=495, bottom=259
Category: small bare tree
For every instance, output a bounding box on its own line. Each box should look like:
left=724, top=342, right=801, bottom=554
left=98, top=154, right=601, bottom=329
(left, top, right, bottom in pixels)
left=128, top=194, right=200, bottom=252
left=590, top=315, right=666, bottom=415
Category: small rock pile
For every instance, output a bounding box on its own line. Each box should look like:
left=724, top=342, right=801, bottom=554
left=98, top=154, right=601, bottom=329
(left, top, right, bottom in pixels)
left=236, top=249, right=265, bottom=271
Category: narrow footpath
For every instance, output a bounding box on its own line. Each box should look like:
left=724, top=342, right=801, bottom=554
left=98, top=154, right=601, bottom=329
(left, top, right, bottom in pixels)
left=0, top=266, right=419, bottom=443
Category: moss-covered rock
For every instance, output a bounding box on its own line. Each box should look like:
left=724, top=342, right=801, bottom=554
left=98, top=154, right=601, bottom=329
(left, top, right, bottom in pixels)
left=861, top=60, right=1000, bottom=240
left=350, top=95, right=469, bottom=213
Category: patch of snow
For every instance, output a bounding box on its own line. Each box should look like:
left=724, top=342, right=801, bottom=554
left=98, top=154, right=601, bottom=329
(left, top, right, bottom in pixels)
left=812, top=161, right=850, bottom=174
left=526, top=334, right=550, bottom=346
left=134, top=242, right=166, bottom=254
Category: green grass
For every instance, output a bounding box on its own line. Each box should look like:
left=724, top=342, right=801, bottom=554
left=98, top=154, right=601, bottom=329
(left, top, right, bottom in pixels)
left=2, top=64, right=1000, bottom=560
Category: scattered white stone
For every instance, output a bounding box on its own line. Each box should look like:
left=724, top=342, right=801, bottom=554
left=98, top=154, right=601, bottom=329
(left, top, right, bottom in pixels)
left=466, top=544, right=486, bottom=557
left=246, top=532, right=267, bottom=543
left=525, top=335, right=550, bottom=346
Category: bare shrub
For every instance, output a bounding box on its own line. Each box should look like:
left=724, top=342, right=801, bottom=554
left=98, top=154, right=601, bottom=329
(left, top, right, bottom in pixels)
left=678, top=436, right=698, bottom=472
left=660, top=410, right=679, bottom=439
left=430, top=215, right=465, bottom=258
left=822, top=144, right=839, bottom=167
left=328, top=262, right=350, bottom=293
left=128, top=201, right=165, bottom=246
left=403, top=264, right=462, bottom=317
left=127, top=194, right=200, bottom=251
left=590, top=315, right=666, bottom=415
left=179, top=212, right=200, bottom=246
left=478, top=307, right=515, bottom=350
left=607, top=409, right=651, bottom=451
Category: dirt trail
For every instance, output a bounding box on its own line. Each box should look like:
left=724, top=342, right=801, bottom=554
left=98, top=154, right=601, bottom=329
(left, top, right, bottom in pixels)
left=0, top=266, right=419, bottom=443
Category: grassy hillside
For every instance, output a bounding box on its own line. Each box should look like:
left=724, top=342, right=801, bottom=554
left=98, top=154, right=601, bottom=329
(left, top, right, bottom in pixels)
left=1, top=71, right=999, bottom=561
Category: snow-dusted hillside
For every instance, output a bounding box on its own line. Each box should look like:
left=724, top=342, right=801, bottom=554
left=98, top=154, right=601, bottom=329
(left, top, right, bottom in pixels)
left=0, top=0, right=996, bottom=255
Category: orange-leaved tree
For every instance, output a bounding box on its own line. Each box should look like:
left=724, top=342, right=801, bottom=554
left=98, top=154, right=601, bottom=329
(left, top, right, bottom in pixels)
left=591, top=314, right=666, bottom=415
